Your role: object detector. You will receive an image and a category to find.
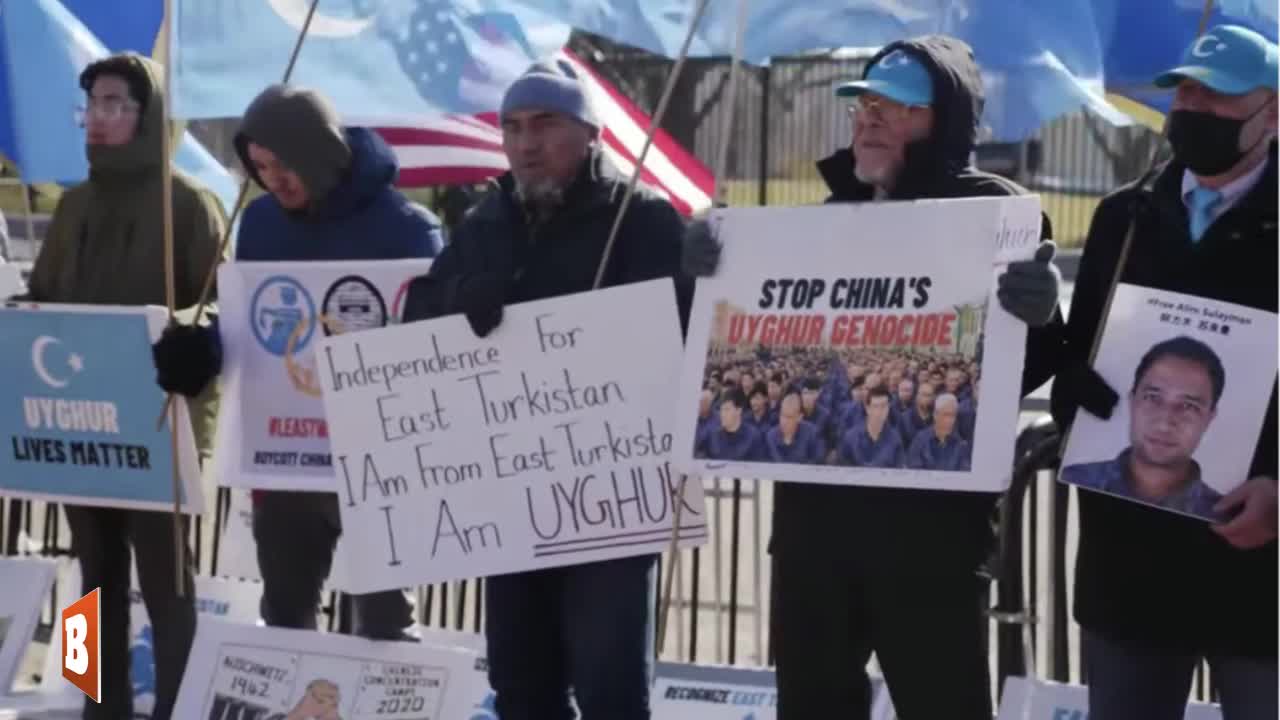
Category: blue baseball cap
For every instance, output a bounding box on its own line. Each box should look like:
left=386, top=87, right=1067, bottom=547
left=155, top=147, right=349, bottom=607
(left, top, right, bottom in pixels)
left=835, top=48, right=934, bottom=106
left=1154, top=24, right=1279, bottom=94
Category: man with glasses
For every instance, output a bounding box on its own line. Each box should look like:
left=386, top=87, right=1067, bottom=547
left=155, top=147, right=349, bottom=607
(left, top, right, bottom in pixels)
left=23, top=52, right=225, bottom=720
left=684, top=35, right=1065, bottom=719
left=1052, top=24, right=1277, bottom=719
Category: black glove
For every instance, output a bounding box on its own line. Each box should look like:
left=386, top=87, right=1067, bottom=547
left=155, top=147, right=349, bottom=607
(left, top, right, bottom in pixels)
left=681, top=216, right=721, bottom=278
left=997, top=241, right=1061, bottom=327
left=153, top=324, right=222, bottom=398
left=457, top=272, right=505, bottom=338
left=1066, top=362, right=1120, bottom=421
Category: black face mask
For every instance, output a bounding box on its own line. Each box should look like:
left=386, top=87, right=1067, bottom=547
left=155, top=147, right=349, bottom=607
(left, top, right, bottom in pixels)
left=1167, top=106, right=1266, bottom=176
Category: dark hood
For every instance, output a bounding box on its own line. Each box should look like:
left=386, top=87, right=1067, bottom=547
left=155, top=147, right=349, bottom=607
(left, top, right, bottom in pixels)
left=234, top=84, right=352, bottom=215
left=818, top=35, right=985, bottom=202
left=312, top=127, right=401, bottom=220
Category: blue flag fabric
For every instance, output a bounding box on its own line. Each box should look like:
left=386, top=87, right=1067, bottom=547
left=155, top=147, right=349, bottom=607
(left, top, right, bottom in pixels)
left=0, top=307, right=192, bottom=510
left=0, top=0, right=238, bottom=214
left=171, top=0, right=572, bottom=119
left=507, top=0, right=1134, bottom=141
left=1098, top=0, right=1279, bottom=115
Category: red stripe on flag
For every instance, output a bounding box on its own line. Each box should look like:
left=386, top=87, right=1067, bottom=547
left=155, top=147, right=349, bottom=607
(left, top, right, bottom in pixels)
left=375, top=127, right=503, bottom=153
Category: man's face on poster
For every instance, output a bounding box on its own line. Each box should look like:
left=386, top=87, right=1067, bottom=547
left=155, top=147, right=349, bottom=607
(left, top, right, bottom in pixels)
left=1130, top=356, right=1217, bottom=469
left=898, top=379, right=914, bottom=406
left=917, top=369, right=930, bottom=386
left=848, top=363, right=865, bottom=383
left=767, top=380, right=782, bottom=403
left=779, top=395, right=802, bottom=439
left=699, top=389, right=713, bottom=418
left=916, top=383, right=935, bottom=414
left=934, top=397, right=958, bottom=437
left=867, top=394, right=890, bottom=433
left=741, top=372, right=755, bottom=394
left=888, top=370, right=903, bottom=393
left=852, top=384, right=867, bottom=406
left=720, top=399, right=743, bottom=432
left=865, top=372, right=883, bottom=393
left=750, top=391, right=767, bottom=416
left=801, top=388, right=819, bottom=413
left=946, top=369, right=964, bottom=394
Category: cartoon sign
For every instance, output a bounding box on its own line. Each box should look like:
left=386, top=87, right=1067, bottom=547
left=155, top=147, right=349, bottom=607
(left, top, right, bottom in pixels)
left=213, top=260, right=432, bottom=492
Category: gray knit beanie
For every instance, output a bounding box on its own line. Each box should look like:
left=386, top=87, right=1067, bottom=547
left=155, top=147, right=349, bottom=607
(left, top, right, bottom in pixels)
left=234, top=84, right=352, bottom=207
left=500, top=60, right=599, bottom=129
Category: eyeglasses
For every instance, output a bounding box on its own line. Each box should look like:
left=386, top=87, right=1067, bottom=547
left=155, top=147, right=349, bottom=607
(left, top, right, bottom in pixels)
left=74, top=97, right=140, bottom=127
left=847, top=94, right=925, bottom=124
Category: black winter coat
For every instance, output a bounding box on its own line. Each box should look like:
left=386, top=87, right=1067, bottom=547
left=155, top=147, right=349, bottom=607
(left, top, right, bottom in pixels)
left=401, top=151, right=693, bottom=332
left=1051, top=145, right=1278, bottom=659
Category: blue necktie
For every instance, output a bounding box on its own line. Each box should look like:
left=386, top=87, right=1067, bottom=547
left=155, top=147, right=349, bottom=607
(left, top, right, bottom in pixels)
left=1187, top=186, right=1223, bottom=243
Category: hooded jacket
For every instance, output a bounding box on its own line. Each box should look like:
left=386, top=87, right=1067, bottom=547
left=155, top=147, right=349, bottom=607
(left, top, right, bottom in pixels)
left=771, top=36, right=1064, bottom=574
left=1052, top=145, right=1277, bottom=659
left=26, top=53, right=226, bottom=457
left=233, top=88, right=442, bottom=262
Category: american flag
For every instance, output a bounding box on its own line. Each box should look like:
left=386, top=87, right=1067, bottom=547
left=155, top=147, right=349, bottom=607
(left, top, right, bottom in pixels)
left=363, top=49, right=715, bottom=217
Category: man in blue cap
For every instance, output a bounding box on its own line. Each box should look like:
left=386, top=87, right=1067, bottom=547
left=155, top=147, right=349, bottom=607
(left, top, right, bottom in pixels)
left=1052, top=24, right=1276, bottom=720
left=401, top=61, right=693, bottom=720
left=685, top=35, right=1066, bottom=719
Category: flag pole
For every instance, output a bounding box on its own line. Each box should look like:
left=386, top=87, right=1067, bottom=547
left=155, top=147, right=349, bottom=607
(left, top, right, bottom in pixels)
left=590, top=0, right=712, bottom=291
left=158, top=0, right=186, bottom=598
left=654, top=0, right=751, bottom=660
left=157, top=0, right=322, bottom=428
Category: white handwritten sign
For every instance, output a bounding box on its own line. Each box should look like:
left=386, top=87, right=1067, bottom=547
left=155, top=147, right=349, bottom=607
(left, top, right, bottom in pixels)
left=316, top=279, right=708, bottom=593
left=0, top=264, right=23, bottom=299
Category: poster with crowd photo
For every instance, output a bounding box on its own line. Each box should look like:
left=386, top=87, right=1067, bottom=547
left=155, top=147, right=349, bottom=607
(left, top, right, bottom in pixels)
left=173, top=619, right=482, bottom=720
left=675, top=196, right=1041, bottom=492
left=0, top=303, right=204, bottom=512
left=213, top=260, right=432, bottom=492
left=0, top=558, right=55, bottom=695
left=1060, top=284, right=1278, bottom=522
left=315, top=279, right=708, bottom=593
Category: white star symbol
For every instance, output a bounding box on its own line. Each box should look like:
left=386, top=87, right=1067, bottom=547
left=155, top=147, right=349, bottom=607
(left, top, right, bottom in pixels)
left=436, top=60, right=447, bottom=73
left=417, top=20, right=428, bottom=32
left=446, top=31, right=457, bottom=44
left=436, top=10, right=448, bottom=21
left=68, top=353, right=84, bottom=373
left=408, top=51, right=418, bottom=63
left=426, top=41, right=438, bottom=53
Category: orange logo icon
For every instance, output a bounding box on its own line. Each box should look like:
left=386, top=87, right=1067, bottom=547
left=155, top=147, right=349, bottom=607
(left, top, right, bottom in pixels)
left=61, top=587, right=100, bottom=703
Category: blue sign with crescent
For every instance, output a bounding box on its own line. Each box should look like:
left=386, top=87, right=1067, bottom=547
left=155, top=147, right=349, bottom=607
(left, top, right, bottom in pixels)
left=0, top=307, right=188, bottom=508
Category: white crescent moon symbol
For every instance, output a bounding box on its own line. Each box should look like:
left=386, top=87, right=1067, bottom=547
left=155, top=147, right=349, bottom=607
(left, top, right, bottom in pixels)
left=32, top=336, right=68, bottom=389
left=267, top=0, right=375, bottom=38
left=1192, top=35, right=1222, bottom=58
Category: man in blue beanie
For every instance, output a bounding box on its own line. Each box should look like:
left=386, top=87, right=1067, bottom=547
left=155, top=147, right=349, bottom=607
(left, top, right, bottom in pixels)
left=401, top=60, right=693, bottom=719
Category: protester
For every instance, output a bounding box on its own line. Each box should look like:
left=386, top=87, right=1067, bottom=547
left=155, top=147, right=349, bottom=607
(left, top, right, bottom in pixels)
left=152, top=84, right=443, bottom=641
left=400, top=61, right=693, bottom=719
left=22, top=52, right=226, bottom=720
left=684, top=35, right=1064, bottom=718
left=1051, top=25, right=1277, bottom=719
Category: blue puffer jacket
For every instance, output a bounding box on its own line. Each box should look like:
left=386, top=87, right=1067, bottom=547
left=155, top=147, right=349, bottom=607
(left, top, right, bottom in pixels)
left=235, top=126, right=442, bottom=261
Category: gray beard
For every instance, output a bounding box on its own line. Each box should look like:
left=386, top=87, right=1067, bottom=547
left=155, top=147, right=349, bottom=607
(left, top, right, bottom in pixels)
left=513, top=176, right=566, bottom=214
